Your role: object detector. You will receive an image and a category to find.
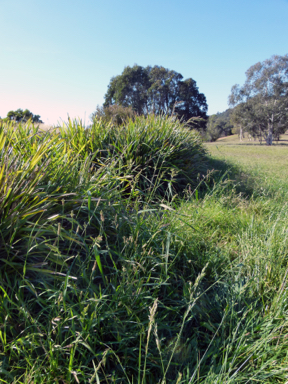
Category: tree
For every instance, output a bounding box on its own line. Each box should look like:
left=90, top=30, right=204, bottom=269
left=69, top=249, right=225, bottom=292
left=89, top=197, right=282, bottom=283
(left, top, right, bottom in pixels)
left=229, top=54, right=288, bottom=145
left=5, top=109, right=43, bottom=123
left=103, top=65, right=208, bottom=130
left=230, top=101, right=255, bottom=141
left=206, top=109, right=234, bottom=141
left=104, top=65, right=150, bottom=115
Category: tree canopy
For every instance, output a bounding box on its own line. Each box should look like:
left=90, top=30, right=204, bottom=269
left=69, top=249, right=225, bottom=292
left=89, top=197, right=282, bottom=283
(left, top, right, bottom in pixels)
left=5, top=109, right=43, bottom=124
left=206, top=109, right=234, bottom=141
left=229, top=54, right=288, bottom=145
left=103, top=65, right=208, bottom=130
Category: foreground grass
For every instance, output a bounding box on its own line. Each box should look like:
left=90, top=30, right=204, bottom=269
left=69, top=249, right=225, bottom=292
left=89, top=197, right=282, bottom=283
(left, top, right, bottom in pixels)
left=1, top=119, right=288, bottom=383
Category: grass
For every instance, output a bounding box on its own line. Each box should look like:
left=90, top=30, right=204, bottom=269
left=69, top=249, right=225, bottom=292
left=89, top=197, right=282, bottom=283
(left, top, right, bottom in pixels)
left=207, top=138, right=288, bottom=191
left=1, top=118, right=288, bottom=383
left=214, top=132, right=288, bottom=145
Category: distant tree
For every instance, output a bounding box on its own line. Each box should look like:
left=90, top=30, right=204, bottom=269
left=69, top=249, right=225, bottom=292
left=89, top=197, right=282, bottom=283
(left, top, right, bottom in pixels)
left=5, top=109, right=43, bottom=123
left=103, top=65, right=208, bottom=130
left=104, top=65, right=150, bottom=115
left=206, top=109, right=234, bottom=141
left=230, top=102, right=254, bottom=141
left=229, top=54, right=288, bottom=145
left=91, top=104, right=135, bottom=125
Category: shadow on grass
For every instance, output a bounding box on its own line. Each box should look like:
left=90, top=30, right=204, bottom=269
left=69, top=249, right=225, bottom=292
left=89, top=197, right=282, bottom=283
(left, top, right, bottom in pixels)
left=202, top=155, right=258, bottom=198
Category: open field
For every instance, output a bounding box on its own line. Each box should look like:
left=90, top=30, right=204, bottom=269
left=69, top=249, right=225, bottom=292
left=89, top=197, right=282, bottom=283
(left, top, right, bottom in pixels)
left=1, top=119, right=288, bottom=383
left=214, top=132, right=288, bottom=145
left=207, top=137, right=288, bottom=184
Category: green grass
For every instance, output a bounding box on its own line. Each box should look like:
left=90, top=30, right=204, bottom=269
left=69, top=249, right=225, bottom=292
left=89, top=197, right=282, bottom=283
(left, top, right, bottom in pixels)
left=213, top=132, right=288, bottom=145
left=1, top=118, right=288, bottom=383
left=206, top=141, right=288, bottom=193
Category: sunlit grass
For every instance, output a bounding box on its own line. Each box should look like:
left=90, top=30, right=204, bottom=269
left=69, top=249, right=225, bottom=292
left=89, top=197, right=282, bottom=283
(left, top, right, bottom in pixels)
left=206, top=141, right=288, bottom=193
left=211, top=132, right=288, bottom=145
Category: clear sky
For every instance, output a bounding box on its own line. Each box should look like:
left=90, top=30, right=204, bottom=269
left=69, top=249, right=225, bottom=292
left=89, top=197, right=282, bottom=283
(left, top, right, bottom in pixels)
left=1, top=0, right=288, bottom=125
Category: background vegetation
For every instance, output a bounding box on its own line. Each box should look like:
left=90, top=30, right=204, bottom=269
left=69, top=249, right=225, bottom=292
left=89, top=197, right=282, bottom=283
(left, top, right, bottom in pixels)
left=95, top=64, right=208, bottom=131
left=2, top=109, right=43, bottom=124
left=229, top=54, right=288, bottom=145
left=205, top=109, right=234, bottom=142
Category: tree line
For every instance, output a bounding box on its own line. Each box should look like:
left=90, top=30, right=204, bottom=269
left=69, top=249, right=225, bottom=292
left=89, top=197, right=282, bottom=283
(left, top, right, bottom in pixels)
left=1, top=109, right=43, bottom=124
left=92, top=55, right=288, bottom=145
left=3, top=55, right=288, bottom=145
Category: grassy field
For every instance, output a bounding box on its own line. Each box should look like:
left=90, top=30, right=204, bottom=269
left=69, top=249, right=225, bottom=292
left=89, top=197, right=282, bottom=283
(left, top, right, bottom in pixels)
left=213, top=132, right=288, bottom=145
left=207, top=135, right=288, bottom=186
left=1, top=120, right=288, bottom=383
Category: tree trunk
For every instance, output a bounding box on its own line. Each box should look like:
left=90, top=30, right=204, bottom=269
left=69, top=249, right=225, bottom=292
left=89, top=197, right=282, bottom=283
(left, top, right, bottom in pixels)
left=265, top=130, right=273, bottom=145
left=239, top=126, right=243, bottom=141
left=265, top=115, right=274, bottom=145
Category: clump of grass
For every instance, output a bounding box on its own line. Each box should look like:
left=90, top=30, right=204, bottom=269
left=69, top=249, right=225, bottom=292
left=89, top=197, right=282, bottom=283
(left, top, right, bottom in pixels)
left=60, top=114, right=208, bottom=195
left=0, top=122, right=128, bottom=286
left=1, top=118, right=288, bottom=383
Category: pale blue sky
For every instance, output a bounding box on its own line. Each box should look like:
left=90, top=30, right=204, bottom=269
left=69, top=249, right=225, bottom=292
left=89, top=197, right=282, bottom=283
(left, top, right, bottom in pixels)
left=1, top=0, right=288, bottom=125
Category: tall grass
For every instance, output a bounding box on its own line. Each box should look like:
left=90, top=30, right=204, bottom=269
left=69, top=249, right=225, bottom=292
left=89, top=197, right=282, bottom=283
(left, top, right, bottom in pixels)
left=1, top=117, right=288, bottom=383
left=59, top=115, right=208, bottom=195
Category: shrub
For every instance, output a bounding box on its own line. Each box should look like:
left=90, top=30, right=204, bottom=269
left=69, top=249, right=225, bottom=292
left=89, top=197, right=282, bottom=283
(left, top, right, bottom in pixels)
left=91, top=104, right=136, bottom=126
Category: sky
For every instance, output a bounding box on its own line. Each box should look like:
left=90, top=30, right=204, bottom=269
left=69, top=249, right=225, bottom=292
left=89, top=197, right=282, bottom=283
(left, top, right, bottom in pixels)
left=1, top=0, right=288, bottom=125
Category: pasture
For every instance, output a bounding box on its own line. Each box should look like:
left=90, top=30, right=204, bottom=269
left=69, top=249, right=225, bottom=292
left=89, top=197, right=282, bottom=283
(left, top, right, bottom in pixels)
left=207, top=134, right=288, bottom=187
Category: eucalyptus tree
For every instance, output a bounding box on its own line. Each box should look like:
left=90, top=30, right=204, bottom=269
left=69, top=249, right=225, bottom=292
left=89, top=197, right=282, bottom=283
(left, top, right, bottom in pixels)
left=229, top=54, right=288, bottom=145
left=230, top=101, right=256, bottom=141
left=103, top=64, right=208, bottom=130
left=104, top=65, right=150, bottom=115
